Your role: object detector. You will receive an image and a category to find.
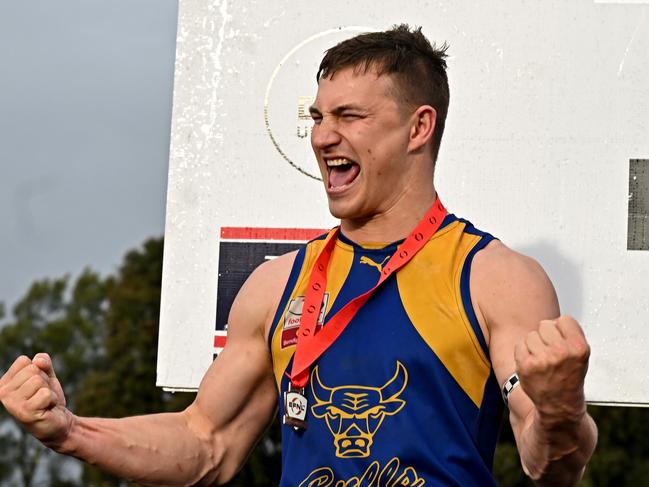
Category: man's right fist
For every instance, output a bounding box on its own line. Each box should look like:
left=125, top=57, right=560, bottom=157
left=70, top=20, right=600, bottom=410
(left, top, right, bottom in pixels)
left=0, top=353, right=73, bottom=448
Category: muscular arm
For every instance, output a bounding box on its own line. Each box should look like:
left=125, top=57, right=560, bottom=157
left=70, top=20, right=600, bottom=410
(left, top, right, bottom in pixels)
left=0, top=252, right=296, bottom=486
left=471, top=241, right=597, bottom=486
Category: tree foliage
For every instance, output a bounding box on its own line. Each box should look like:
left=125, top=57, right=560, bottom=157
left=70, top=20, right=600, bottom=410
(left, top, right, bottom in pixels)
left=1, top=237, right=649, bottom=485
left=0, top=272, right=106, bottom=486
left=493, top=403, right=649, bottom=485
left=0, top=239, right=280, bottom=486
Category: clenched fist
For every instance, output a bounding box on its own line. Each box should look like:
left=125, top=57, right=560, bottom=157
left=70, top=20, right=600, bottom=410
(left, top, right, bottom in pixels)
left=0, top=353, right=73, bottom=448
left=514, top=316, right=590, bottom=425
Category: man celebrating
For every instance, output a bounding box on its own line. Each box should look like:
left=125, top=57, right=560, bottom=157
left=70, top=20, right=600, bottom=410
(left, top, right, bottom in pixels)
left=1, top=25, right=596, bottom=486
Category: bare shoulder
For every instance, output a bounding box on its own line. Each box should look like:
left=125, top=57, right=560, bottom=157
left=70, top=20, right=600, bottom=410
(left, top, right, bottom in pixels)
left=470, top=240, right=559, bottom=342
left=227, top=250, right=299, bottom=341
left=472, top=240, right=554, bottom=291
left=186, top=251, right=300, bottom=480
left=188, top=250, right=297, bottom=441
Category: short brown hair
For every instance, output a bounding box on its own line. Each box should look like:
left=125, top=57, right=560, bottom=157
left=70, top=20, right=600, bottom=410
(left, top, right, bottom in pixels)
left=317, top=24, right=450, bottom=162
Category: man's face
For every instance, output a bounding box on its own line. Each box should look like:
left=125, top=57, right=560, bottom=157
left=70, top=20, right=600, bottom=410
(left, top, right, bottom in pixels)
left=309, top=67, right=415, bottom=221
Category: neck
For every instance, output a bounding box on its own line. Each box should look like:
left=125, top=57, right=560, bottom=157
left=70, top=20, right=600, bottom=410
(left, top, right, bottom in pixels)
left=340, top=186, right=438, bottom=244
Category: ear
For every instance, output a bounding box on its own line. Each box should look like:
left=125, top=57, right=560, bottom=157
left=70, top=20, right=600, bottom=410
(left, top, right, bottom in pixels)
left=381, top=398, right=406, bottom=415
left=407, top=105, right=436, bottom=154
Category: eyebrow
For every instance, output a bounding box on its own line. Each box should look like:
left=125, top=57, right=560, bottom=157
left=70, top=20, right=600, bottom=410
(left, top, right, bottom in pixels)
left=308, top=104, right=365, bottom=116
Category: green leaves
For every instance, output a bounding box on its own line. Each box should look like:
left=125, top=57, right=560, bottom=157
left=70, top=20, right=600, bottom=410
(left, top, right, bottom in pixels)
left=494, top=405, right=649, bottom=486
left=0, top=271, right=106, bottom=486
left=0, top=236, right=281, bottom=486
left=5, top=235, right=648, bottom=486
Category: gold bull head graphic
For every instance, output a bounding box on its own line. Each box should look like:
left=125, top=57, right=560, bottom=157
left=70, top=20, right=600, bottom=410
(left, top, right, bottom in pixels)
left=311, top=362, right=408, bottom=458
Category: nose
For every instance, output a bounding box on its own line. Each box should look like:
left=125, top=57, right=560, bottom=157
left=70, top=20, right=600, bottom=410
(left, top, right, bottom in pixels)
left=311, top=116, right=342, bottom=152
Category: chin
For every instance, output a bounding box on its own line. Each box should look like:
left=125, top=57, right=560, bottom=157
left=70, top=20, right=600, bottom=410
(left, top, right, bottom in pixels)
left=327, top=204, right=345, bottom=220
left=327, top=198, right=366, bottom=221
left=327, top=200, right=352, bottom=220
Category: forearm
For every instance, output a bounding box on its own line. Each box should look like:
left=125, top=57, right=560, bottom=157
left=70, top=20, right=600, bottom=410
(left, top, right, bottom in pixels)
left=517, top=408, right=598, bottom=487
left=54, top=407, right=224, bottom=487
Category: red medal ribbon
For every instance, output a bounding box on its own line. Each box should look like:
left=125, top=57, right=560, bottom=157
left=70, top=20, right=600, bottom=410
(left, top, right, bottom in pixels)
left=289, top=197, right=448, bottom=388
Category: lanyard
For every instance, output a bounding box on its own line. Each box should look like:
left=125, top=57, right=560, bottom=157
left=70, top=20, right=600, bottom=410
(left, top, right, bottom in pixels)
left=289, top=197, right=447, bottom=389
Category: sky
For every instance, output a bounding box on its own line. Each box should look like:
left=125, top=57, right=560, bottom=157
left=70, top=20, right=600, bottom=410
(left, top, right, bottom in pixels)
left=0, top=0, right=179, bottom=312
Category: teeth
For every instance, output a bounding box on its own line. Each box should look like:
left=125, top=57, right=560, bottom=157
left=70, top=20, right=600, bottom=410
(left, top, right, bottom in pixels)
left=326, top=158, right=352, bottom=167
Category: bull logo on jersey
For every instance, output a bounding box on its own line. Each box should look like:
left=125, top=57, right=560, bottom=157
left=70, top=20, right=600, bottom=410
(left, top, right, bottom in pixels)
left=311, top=362, right=408, bottom=458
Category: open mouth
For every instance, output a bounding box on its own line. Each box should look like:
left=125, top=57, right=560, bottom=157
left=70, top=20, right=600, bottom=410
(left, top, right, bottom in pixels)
left=326, top=157, right=360, bottom=191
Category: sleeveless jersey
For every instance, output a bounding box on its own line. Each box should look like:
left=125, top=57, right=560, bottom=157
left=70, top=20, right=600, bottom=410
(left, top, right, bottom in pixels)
left=268, top=214, right=504, bottom=486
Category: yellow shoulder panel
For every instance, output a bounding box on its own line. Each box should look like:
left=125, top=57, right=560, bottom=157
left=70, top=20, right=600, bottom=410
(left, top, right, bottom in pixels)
left=269, top=234, right=354, bottom=391
left=396, top=221, right=490, bottom=407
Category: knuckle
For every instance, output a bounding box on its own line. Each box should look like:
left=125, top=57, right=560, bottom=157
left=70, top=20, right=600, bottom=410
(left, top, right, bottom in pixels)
left=29, top=374, right=48, bottom=388
left=26, top=364, right=40, bottom=375
left=572, top=340, right=591, bottom=360
left=33, top=387, right=51, bottom=404
left=525, top=353, right=548, bottom=371
left=535, top=357, right=549, bottom=371
left=560, top=314, right=577, bottom=324
left=525, top=332, right=537, bottom=346
left=551, top=342, right=568, bottom=359
left=521, top=356, right=540, bottom=373
left=513, top=351, right=521, bottom=364
left=538, top=320, right=553, bottom=331
left=16, top=355, right=31, bottom=365
left=514, top=341, right=525, bottom=356
left=14, top=405, right=34, bottom=424
left=560, top=315, right=582, bottom=334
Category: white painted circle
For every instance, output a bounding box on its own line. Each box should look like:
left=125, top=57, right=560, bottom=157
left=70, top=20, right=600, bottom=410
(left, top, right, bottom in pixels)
left=264, top=27, right=375, bottom=180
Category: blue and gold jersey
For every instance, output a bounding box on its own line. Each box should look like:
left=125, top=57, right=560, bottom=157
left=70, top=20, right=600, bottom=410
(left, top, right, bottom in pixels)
left=268, top=214, right=503, bottom=486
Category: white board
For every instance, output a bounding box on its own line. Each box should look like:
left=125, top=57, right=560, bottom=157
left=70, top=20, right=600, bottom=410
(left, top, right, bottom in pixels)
left=158, top=0, right=649, bottom=405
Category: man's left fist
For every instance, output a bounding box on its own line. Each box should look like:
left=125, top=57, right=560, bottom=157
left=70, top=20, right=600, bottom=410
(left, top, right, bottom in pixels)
left=514, top=316, right=590, bottom=423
